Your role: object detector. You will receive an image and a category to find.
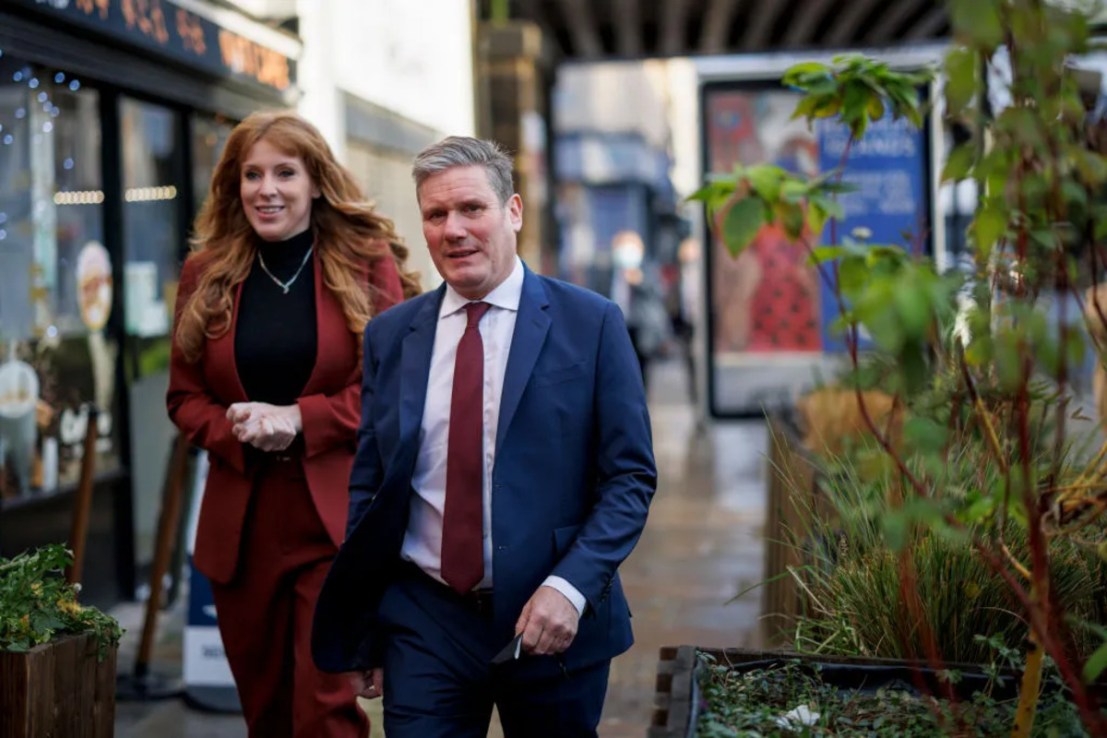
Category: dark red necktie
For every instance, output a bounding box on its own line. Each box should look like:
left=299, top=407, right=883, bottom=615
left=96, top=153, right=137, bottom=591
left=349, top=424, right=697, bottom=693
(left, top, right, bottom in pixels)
left=441, top=301, right=491, bottom=594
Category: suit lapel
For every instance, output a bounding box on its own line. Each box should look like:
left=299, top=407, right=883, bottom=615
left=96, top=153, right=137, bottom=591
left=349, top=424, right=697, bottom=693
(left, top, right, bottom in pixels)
left=399, top=286, right=444, bottom=450
left=205, top=279, right=249, bottom=404
left=301, top=249, right=353, bottom=396
left=496, top=269, right=550, bottom=452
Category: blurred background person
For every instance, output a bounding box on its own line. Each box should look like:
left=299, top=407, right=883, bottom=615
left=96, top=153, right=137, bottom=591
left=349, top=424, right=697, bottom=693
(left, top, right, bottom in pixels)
left=167, top=110, right=418, bottom=738
left=610, top=230, right=670, bottom=391
left=673, top=236, right=702, bottom=406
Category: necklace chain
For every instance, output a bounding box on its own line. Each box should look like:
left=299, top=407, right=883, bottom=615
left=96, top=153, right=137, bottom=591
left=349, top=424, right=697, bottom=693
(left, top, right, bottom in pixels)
left=257, top=245, right=314, bottom=294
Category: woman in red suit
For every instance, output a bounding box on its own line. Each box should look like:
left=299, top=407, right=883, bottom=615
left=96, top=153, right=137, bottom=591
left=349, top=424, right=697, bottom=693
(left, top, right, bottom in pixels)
left=167, top=110, right=419, bottom=737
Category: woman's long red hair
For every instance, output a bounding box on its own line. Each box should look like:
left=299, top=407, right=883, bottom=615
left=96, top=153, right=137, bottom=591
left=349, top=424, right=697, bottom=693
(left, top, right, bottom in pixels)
left=175, top=110, right=420, bottom=363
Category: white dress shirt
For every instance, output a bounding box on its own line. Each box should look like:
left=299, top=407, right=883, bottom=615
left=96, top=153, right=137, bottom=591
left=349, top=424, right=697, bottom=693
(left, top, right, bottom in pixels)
left=401, top=257, right=585, bottom=615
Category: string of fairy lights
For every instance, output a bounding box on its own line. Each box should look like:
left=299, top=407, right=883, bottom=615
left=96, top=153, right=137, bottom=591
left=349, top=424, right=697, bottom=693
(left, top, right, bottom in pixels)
left=0, top=47, right=179, bottom=244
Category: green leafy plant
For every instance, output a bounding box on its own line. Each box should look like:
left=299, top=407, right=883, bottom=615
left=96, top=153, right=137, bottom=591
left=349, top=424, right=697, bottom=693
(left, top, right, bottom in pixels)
left=695, top=647, right=1093, bottom=737
left=787, top=446, right=1107, bottom=665
left=0, top=544, right=122, bottom=659
left=698, top=1, right=1107, bottom=735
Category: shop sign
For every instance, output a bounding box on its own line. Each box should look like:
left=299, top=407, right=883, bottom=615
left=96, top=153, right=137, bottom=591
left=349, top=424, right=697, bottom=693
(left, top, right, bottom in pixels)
left=9, top=0, right=294, bottom=93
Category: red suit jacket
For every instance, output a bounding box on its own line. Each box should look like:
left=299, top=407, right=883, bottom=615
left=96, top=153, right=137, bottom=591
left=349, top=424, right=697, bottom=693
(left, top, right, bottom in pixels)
left=167, top=248, right=403, bottom=584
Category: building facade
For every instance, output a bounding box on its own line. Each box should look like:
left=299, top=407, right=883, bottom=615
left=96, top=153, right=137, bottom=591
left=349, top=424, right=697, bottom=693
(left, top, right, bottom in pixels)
left=294, top=0, right=477, bottom=290
left=0, top=0, right=480, bottom=606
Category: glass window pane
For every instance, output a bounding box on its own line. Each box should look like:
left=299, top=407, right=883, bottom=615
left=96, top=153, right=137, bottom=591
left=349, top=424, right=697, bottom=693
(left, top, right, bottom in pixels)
left=55, top=79, right=105, bottom=336
left=0, top=57, right=35, bottom=340
left=0, top=55, right=118, bottom=499
left=191, top=113, right=233, bottom=220
left=121, top=97, right=185, bottom=567
left=121, top=97, right=181, bottom=339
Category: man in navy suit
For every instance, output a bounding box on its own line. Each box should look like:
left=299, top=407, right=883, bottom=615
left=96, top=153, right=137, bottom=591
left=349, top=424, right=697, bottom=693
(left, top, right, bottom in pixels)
left=312, top=136, right=656, bottom=737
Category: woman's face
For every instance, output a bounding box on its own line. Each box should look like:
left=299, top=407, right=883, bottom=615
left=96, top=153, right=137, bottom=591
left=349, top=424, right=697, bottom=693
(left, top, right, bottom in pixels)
left=239, top=138, right=320, bottom=242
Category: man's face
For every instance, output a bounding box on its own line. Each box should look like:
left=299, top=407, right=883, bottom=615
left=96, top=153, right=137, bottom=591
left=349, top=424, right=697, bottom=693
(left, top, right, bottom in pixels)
left=418, top=165, right=522, bottom=300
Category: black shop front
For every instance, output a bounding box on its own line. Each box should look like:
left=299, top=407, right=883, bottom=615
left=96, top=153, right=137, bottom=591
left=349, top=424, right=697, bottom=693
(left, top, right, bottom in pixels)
left=0, top=0, right=298, bottom=606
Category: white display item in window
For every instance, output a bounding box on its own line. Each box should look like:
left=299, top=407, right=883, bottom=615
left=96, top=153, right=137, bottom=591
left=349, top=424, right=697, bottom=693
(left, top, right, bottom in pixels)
left=76, top=240, right=113, bottom=332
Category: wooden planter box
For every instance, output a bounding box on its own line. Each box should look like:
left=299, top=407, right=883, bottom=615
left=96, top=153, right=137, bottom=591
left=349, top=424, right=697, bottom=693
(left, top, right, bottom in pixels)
left=649, top=646, right=1021, bottom=738
left=763, top=392, right=902, bottom=646
left=649, top=646, right=699, bottom=738
left=763, top=413, right=827, bottom=646
left=0, top=633, right=116, bottom=738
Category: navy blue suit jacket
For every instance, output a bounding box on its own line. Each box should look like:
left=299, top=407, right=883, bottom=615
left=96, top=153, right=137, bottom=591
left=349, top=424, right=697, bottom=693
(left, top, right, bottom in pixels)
left=312, top=265, right=656, bottom=674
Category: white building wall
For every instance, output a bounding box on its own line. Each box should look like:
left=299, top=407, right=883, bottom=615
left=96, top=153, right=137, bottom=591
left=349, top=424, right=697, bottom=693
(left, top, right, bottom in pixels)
left=294, top=0, right=477, bottom=288
left=295, top=1, right=343, bottom=150
left=296, top=0, right=476, bottom=156
left=666, top=58, right=701, bottom=201
left=554, top=60, right=672, bottom=150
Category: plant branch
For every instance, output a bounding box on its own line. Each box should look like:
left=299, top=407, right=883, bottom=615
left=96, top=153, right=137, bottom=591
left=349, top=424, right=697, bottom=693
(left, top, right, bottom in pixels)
left=959, top=352, right=1009, bottom=474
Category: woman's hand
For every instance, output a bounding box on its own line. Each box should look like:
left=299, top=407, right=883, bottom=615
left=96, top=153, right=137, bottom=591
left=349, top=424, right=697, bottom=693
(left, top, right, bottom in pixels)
left=227, top=402, right=302, bottom=452
left=345, top=668, right=383, bottom=700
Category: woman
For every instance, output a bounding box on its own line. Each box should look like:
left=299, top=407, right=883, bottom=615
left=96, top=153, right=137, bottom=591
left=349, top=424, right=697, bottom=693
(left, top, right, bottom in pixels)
left=167, top=110, right=419, bottom=737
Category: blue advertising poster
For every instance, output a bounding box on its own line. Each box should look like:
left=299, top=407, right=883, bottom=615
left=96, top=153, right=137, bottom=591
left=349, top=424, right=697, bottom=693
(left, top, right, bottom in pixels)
left=815, top=114, right=928, bottom=352
left=700, top=81, right=931, bottom=417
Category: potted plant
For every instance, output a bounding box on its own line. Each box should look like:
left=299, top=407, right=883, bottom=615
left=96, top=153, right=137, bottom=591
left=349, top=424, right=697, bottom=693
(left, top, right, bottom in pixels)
left=651, top=644, right=1094, bottom=737
left=0, top=543, right=122, bottom=738
left=665, top=0, right=1107, bottom=734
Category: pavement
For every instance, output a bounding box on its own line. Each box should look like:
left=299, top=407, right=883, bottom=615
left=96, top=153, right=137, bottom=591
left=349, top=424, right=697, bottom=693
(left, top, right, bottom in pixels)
left=111, top=357, right=768, bottom=738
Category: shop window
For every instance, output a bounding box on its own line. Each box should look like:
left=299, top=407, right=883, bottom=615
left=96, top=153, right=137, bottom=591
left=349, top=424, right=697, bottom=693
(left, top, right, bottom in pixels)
left=121, top=97, right=182, bottom=346
left=191, top=113, right=233, bottom=222
left=0, top=53, right=119, bottom=502
left=120, top=97, right=186, bottom=565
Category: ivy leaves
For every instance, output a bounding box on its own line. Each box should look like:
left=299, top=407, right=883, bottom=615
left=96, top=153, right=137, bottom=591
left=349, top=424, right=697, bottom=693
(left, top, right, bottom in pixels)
left=0, top=544, right=121, bottom=659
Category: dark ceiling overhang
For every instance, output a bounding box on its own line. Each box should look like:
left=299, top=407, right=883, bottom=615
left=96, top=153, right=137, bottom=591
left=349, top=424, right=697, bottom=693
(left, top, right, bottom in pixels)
left=479, top=0, right=948, bottom=61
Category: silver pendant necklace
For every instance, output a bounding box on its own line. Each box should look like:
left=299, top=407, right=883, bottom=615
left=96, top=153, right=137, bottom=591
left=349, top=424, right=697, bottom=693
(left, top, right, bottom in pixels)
left=257, top=244, right=314, bottom=294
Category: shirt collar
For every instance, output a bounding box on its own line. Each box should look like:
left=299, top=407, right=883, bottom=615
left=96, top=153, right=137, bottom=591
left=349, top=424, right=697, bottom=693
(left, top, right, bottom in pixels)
left=439, top=256, right=524, bottom=319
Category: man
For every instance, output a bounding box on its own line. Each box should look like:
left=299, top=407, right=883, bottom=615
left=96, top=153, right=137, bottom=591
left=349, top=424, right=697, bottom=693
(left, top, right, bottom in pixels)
left=610, top=230, right=669, bottom=391
left=312, top=136, right=656, bottom=738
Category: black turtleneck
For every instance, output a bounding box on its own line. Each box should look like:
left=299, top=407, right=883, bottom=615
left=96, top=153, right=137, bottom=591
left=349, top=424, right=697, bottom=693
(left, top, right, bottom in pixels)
left=235, top=228, right=317, bottom=406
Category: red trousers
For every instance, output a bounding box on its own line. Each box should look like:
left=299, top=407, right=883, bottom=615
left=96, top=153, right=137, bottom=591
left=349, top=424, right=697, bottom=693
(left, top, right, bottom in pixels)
left=211, top=458, right=367, bottom=738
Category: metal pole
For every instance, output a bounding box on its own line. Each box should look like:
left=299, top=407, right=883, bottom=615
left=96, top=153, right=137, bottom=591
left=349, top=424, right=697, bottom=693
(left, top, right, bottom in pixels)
left=66, top=406, right=100, bottom=585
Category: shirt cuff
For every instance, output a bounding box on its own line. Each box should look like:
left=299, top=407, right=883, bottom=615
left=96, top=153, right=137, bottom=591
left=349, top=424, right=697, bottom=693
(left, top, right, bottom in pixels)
left=542, top=576, right=586, bottom=617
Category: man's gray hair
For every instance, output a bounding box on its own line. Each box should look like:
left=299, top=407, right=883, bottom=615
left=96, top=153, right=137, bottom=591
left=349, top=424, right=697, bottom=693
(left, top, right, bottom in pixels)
left=412, top=136, right=516, bottom=204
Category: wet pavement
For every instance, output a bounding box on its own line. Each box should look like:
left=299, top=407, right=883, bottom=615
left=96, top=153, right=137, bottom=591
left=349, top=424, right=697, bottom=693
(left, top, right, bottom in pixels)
left=112, top=358, right=767, bottom=737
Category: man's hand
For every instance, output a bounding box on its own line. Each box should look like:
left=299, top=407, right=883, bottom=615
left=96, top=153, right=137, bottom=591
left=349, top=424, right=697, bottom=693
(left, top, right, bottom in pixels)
left=515, top=585, right=580, bottom=656
left=345, top=668, right=383, bottom=700
left=227, top=402, right=301, bottom=452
